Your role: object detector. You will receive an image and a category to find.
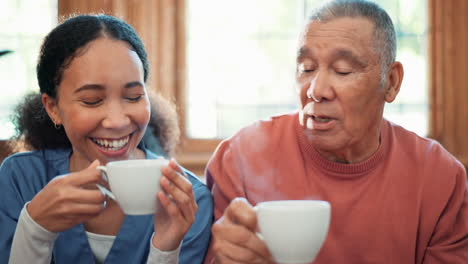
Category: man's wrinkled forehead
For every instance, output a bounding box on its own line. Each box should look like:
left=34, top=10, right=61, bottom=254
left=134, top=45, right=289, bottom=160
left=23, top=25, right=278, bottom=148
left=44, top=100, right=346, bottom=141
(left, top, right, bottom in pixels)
left=296, top=18, right=379, bottom=66
left=304, top=16, right=376, bottom=38
left=298, top=18, right=377, bottom=49
left=296, top=46, right=369, bottom=69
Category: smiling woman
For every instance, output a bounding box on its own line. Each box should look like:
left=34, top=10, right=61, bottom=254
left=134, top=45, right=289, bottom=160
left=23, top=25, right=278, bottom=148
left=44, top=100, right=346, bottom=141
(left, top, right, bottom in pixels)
left=0, top=14, right=212, bottom=264
left=42, top=37, right=150, bottom=167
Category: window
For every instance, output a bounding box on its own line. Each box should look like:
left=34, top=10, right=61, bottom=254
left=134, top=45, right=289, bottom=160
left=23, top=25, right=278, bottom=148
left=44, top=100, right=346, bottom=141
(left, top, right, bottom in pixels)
left=0, top=0, right=57, bottom=139
left=42, top=0, right=468, bottom=170
left=185, top=0, right=428, bottom=139
left=378, top=0, right=428, bottom=136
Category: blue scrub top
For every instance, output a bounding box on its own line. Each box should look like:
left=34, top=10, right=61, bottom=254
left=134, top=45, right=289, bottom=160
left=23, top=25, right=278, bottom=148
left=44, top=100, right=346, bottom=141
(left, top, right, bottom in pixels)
left=0, top=148, right=213, bottom=263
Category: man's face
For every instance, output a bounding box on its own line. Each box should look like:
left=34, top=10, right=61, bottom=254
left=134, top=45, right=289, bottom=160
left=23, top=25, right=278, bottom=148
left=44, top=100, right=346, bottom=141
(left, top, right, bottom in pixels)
left=296, top=17, right=390, bottom=163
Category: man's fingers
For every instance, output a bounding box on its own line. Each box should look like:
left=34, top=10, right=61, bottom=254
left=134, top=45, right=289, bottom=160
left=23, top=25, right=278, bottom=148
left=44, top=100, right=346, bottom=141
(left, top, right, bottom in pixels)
left=214, top=253, right=244, bottom=264
left=213, top=236, right=268, bottom=264
left=225, top=198, right=258, bottom=232
left=212, top=216, right=273, bottom=262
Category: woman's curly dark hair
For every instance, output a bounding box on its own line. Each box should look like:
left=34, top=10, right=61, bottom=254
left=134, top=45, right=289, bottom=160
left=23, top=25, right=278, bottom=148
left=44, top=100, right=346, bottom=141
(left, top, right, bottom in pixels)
left=11, top=14, right=180, bottom=156
left=37, top=14, right=149, bottom=97
left=12, top=93, right=69, bottom=150
left=145, top=92, right=180, bottom=157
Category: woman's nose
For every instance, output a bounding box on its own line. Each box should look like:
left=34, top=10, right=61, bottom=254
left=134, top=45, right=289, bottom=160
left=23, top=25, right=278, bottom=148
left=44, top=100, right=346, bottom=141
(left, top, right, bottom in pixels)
left=101, top=103, right=131, bottom=129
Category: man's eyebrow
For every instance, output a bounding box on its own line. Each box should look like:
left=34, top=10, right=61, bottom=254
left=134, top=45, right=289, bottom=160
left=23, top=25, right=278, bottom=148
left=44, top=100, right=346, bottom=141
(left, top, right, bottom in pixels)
left=332, top=49, right=368, bottom=68
left=296, top=47, right=311, bottom=61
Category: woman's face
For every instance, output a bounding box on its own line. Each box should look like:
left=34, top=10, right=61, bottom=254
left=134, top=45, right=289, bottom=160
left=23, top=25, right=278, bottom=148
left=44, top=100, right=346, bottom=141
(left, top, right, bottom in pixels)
left=43, top=37, right=150, bottom=170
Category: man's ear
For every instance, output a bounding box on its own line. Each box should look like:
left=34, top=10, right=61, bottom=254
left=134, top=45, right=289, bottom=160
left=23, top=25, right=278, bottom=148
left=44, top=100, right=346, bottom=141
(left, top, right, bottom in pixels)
left=384, top=61, right=404, bottom=103
left=41, top=94, right=62, bottom=125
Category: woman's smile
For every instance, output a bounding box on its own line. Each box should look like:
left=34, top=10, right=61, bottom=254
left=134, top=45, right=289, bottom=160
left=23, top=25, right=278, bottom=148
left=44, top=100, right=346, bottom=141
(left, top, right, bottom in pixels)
left=90, top=134, right=131, bottom=151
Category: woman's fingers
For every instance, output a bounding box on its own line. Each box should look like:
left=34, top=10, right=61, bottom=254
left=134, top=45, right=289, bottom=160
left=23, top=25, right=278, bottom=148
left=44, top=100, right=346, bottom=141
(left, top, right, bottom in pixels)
left=61, top=188, right=105, bottom=206
left=27, top=160, right=108, bottom=233
left=157, top=190, right=182, bottom=219
left=162, top=161, right=191, bottom=191
left=60, top=202, right=104, bottom=218
left=55, top=159, right=103, bottom=187
left=159, top=174, right=197, bottom=222
left=151, top=159, right=197, bottom=251
left=168, top=158, right=184, bottom=174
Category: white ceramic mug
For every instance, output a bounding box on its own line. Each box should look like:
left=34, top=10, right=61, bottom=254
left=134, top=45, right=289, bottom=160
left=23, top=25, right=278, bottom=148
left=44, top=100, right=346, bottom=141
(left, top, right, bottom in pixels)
left=96, top=158, right=169, bottom=215
left=255, top=200, right=331, bottom=264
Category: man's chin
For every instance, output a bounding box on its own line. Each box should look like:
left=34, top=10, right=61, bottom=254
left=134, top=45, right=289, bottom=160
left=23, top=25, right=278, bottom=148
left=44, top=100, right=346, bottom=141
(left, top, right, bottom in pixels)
left=304, top=131, right=341, bottom=149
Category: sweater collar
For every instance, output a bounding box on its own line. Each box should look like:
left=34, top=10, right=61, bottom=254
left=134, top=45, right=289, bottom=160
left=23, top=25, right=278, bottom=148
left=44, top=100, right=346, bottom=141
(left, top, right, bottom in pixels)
left=295, top=113, right=389, bottom=176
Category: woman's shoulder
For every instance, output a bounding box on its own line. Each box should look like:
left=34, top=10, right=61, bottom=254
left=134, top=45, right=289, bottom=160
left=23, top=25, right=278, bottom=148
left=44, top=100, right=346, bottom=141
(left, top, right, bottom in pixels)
left=185, top=170, right=210, bottom=195
left=2, top=148, right=70, bottom=163
left=1, top=150, right=46, bottom=170
left=0, top=148, right=71, bottom=182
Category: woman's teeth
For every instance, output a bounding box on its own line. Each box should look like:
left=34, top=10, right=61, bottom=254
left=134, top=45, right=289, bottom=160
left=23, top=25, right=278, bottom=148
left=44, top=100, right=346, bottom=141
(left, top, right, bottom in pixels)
left=92, top=136, right=129, bottom=150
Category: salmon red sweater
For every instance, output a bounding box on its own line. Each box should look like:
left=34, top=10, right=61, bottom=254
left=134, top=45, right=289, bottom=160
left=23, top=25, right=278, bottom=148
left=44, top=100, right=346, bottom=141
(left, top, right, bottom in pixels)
left=205, top=113, right=468, bottom=264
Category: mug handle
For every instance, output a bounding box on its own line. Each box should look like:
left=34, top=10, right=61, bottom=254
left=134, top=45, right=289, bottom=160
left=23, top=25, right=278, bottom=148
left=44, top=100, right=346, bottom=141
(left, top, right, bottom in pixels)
left=96, top=166, right=117, bottom=201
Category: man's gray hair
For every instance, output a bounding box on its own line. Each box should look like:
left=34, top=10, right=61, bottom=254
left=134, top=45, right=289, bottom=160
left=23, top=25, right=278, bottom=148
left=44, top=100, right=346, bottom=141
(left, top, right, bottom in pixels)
left=309, top=0, right=396, bottom=74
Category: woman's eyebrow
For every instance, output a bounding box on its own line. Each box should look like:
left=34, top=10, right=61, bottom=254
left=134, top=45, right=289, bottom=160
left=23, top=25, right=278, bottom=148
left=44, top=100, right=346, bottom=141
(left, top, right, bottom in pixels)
left=124, top=81, right=144, bottom=89
left=73, top=81, right=144, bottom=93
left=74, top=84, right=104, bottom=94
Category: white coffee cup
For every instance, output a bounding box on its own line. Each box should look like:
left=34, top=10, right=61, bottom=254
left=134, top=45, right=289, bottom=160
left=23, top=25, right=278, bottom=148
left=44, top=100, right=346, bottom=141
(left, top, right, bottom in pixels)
left=255, top=200, right=331, bottom=264
left=96, top=158, right=169, bottom=215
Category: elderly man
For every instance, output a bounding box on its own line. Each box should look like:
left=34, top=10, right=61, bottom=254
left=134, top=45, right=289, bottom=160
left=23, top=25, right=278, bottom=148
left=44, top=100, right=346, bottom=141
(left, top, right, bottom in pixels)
left=203, top=0, right=468, bottom=263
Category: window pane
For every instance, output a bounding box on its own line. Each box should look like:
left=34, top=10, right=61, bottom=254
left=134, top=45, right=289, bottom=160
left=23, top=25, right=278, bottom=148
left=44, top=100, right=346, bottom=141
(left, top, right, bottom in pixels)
left=379, top=0, right=428, bottom=135
left=0, top=0, right=57, bottom=139
left=186, top=0, right=428, bottom=139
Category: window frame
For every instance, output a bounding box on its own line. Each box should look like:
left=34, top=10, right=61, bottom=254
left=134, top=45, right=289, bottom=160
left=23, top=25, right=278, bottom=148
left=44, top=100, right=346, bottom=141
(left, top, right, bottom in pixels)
left=177, top=0, right=468, bottom=173
left=2, top=0, right=467, bottom=173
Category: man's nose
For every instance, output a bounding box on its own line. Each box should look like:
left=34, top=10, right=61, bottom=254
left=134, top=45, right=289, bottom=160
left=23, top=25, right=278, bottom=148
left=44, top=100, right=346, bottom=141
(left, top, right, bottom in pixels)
left=101, top=102, right=131, bottom=129
left=306, top=72, right=334, bottom=103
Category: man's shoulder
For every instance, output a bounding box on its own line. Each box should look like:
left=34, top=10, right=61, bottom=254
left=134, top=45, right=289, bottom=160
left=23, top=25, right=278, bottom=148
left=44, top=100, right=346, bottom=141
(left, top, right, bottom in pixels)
left=386, top=120, right=464, bottom=171
left=208, top=112, right=297, bottom=167
left=233, top=112, right=297, bottom=140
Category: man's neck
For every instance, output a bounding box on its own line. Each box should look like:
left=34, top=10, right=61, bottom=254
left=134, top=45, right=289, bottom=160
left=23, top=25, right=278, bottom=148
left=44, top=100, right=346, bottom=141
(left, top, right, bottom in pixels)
left=316, top=135, right=381, bottom=164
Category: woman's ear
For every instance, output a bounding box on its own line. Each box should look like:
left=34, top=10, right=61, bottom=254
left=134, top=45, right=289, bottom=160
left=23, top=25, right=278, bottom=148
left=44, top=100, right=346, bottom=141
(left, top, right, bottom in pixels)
left=41, top=94, right=61, bottom=125
left=384, top=61, right=404, bottom=103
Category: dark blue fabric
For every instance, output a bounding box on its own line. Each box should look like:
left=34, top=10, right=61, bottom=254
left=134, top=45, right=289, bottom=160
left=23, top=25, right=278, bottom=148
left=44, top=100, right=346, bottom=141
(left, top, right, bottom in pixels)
left=0, top=148, right=213, bottom=264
